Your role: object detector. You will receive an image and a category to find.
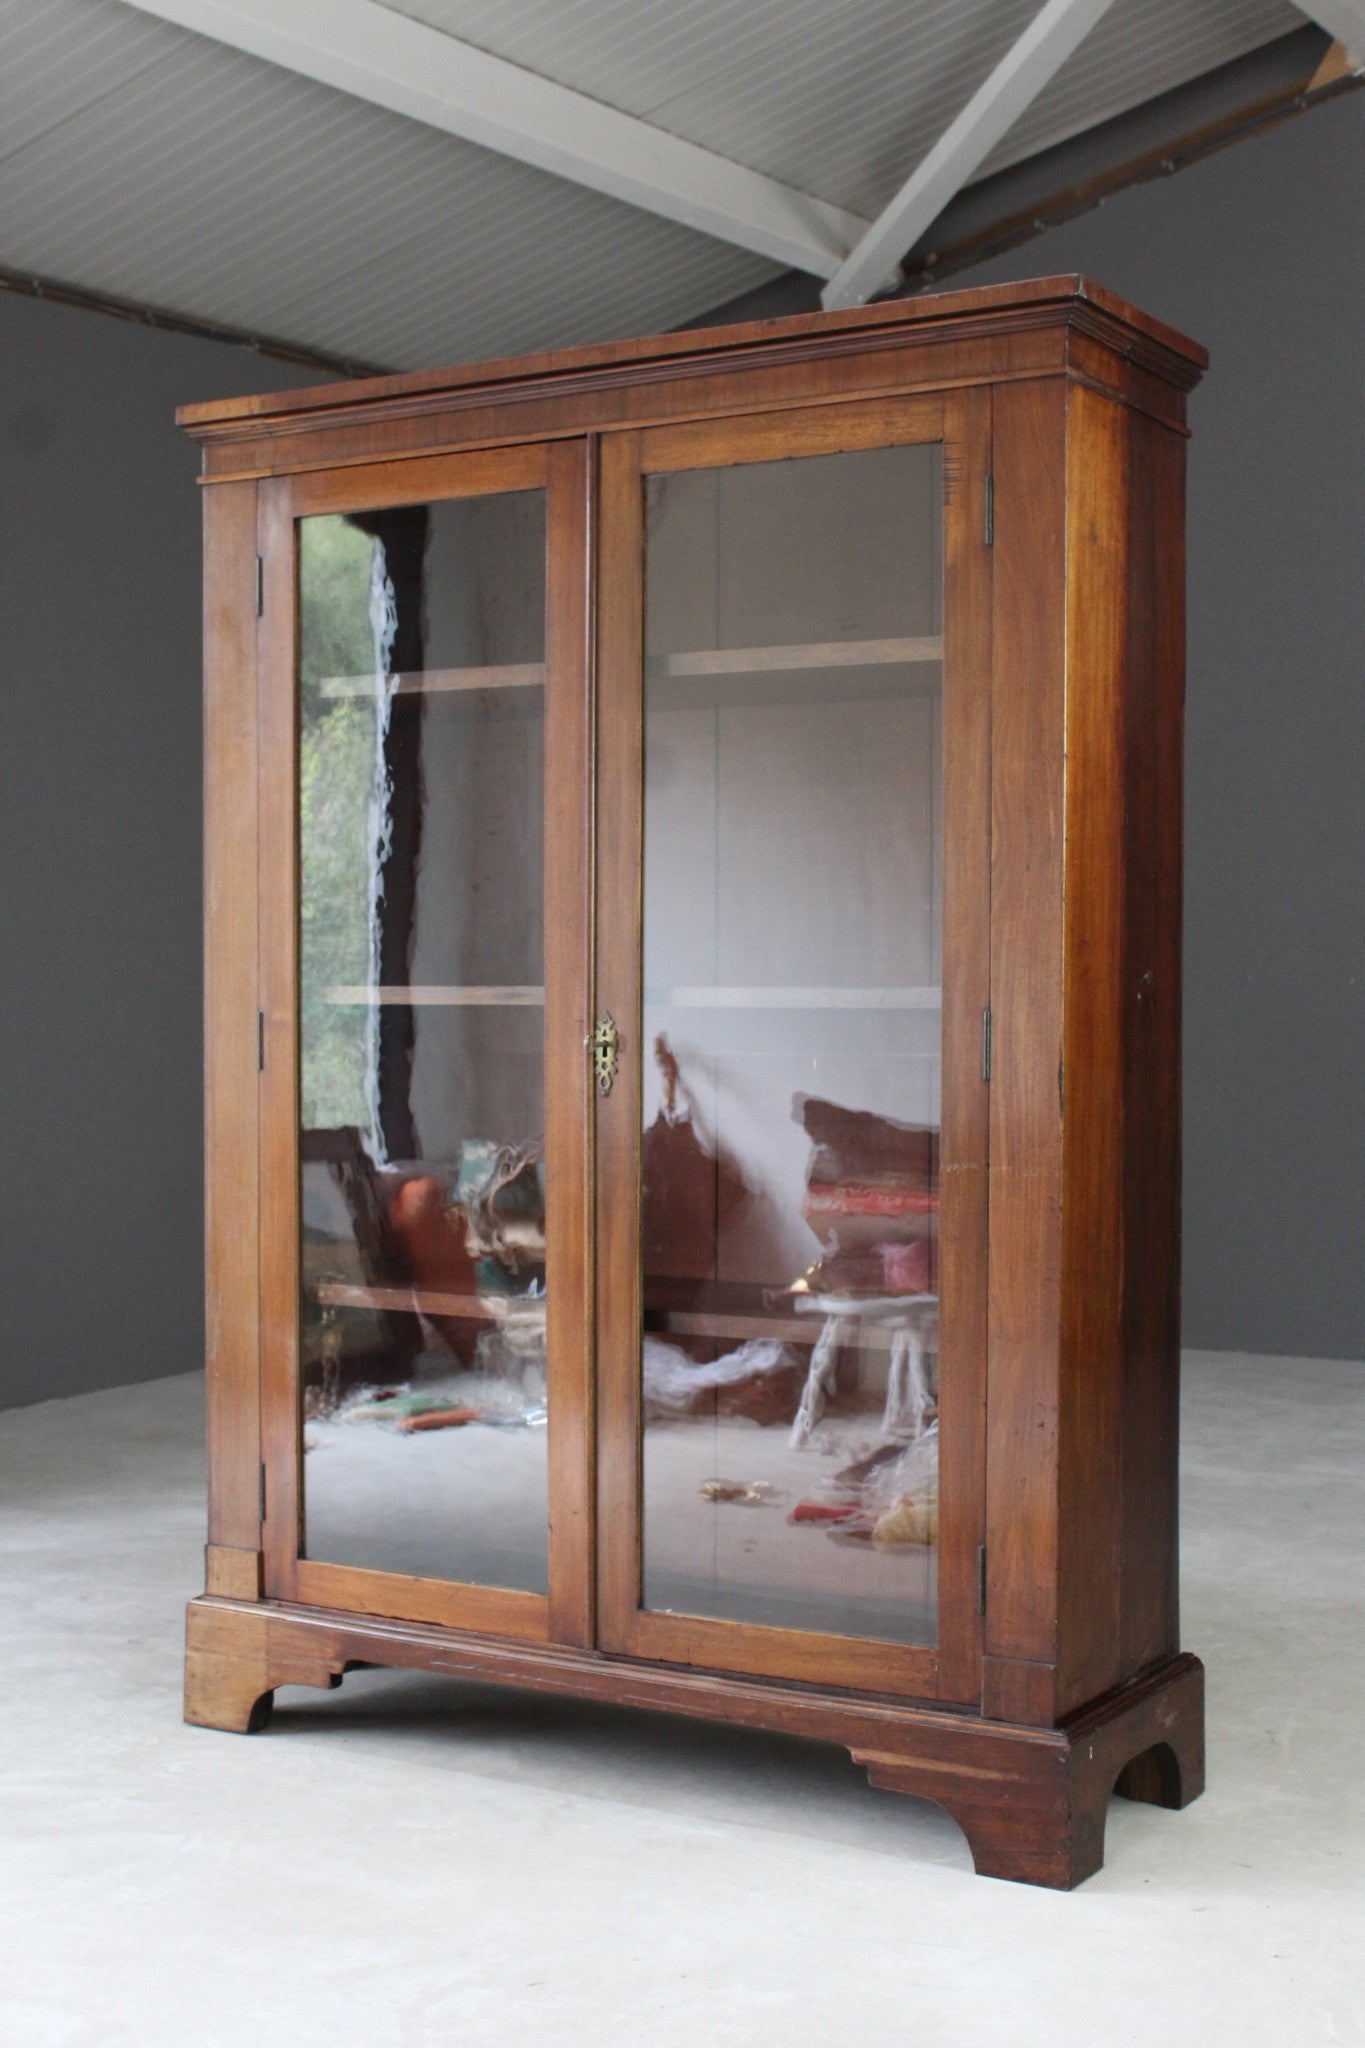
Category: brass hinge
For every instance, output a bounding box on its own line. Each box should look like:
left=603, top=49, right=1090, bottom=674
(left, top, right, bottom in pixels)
left=590, top=1014, right=619, bottom=1095
left=983, top=472, right=994, bottom=548
left=259, top=1462, right=267, bottom=1526
left=977, top=1543, right=988, bottom=1616
left=255, top=555, right=263, bottom=616
left=257, top=1010, right=265, bottom=1072
left=982, top=1005, right=992, bottom=1083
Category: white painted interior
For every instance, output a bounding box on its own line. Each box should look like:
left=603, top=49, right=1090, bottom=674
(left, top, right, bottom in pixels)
left=642, top=442, right=943, bottom=1291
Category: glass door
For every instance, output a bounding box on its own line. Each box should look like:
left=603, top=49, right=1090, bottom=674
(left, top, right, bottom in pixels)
left=596, top=395, right=991, bottom=1700
left=258, top=442, right=592, bottom=1642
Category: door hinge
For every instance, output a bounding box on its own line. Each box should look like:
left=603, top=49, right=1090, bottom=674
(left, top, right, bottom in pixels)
left=257, top=1010, right=265, bottom=1071
left=977, top=1543, right=988, bottom=1616
left=255, top=555, right=264, bottom=616
left=981, top=1005, right=992, bottom=1083
left=259, top=1463, right=267, bottom=1527
left=983, top=472, right=994, bottom=548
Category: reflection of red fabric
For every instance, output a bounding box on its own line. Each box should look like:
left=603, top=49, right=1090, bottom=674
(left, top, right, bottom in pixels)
left=797, top=1096, right=938, bottom=1186
left=397, top=1406, right=479, bottom=1433
left=787, top=1236, right=937, bottom=1298
left=795, top=1098, right=939, bottom=1262
left=386, top=1177, right=478, bottom=1296
left=880, top=1239, right=934, bottom=1293
left=803, top=1185, right=939, bottom=1220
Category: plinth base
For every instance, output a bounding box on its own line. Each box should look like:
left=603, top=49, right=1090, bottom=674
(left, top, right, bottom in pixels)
left=185, top=1596, right=1203, bottom=1889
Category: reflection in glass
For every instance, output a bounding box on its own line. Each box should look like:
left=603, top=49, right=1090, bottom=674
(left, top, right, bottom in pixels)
left=640, top=444, right=944, bottom=1647
left=297, top=491, right=549, bottom=1592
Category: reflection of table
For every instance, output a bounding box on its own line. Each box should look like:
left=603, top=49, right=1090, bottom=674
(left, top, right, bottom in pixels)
left=789, top=1293, right=939, bottom=1449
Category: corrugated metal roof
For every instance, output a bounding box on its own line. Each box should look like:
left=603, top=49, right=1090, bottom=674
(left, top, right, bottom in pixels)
left=0, top=0, right=1303, bottom=368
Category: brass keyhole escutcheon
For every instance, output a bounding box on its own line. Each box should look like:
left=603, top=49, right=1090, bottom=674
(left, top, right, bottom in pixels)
left=592, top=1014, right=619, bottom=1095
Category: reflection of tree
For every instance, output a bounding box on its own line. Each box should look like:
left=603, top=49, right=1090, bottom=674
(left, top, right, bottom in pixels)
left=299, top=516, right=375, bottom=1133
left=298, top=510, right=429, bottom=1160
left=349, top=506, right=429, bottom=1164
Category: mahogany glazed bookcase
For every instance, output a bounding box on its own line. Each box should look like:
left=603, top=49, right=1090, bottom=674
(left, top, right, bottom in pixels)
left=182, top=275, right=1207, bottom=1889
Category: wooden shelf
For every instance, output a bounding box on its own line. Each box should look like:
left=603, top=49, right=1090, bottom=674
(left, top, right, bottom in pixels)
left=321, top=642, right=939, bottom=697
left=320, top=662, right=544, bottom=698
left=323, top=985, right=934, bottom=1010
left=645, top=985, right=941, bottom=1010
left=315, top=1281, right=541, bottom=1321
left=650, top=637, right=941, bottom=678
left=650, top=1306, right=927, bottom=1350
left=322, top=1288, right=925, bottom=1343
left=320, top=984, right=544, bottom=1006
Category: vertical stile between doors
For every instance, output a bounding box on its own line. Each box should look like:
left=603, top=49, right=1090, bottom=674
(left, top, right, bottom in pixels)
left=543, top=436, right=597, bottom=1648
left=593, top=431, right=647, bottom=1643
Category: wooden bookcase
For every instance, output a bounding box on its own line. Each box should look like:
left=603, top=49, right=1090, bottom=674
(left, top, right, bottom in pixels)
left=182, top=276, right=1206, bottom=1889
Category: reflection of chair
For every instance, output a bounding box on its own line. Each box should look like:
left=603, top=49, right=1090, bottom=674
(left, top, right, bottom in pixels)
left=789, top=1293, right=938, bottom=1449
left=642, top=1036, right=748, bottom=1317
left=301, top=1126, right=423, bottom=1377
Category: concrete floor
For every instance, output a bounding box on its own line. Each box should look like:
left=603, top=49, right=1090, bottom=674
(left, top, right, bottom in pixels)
left=1, top=1351, right=1361, bottom=2048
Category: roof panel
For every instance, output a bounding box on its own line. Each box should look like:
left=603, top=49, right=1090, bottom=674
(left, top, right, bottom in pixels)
left=0, top=3, right=772, bottom=367
left=0, top=0, right=1305, bottom=366
left=978, top=0, right=1306, bottom=178
left=389, top=0, right=1302, bottom=214
left=0, top=0, right=198, bottom=164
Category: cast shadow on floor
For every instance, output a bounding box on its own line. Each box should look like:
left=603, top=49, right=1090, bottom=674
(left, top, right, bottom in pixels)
left=267, top=1663, right=976, bottom=1867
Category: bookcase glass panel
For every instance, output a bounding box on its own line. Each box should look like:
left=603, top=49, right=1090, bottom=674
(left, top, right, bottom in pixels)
left=640, top=443, right=944, bottom=1647
left=296, top=491, right=550, bottom=1594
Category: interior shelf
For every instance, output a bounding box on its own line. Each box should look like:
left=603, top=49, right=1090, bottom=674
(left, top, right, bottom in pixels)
left=320, top=662, right=545, bottom=698
left=315, top=1281, right=536, bottom=1321
left=321, top=984, right=936, bottom=1010
left=644, top=985, right=941, bottom=1010
left=317, top=641, right=940, bottom=701
left=650, top=1306, right=928, bottom=1349
left=649, top=636, right=942, bottom=677
left=320, top=985, right=545, bottom=1006
left=317, top=1290, right=933, bottom=1343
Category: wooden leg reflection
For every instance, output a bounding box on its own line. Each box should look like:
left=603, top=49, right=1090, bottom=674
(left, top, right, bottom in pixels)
left=789, top=1315, right=851, bottom=1448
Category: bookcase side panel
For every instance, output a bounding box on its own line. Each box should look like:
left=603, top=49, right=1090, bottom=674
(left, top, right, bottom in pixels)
left=1118, top=407, right=1186, bottom=1678
left=983, top=377, right=1068, bottom=1722
left=203, top=477, right=264, bottom=1572
left=1057, top=380, right=1130, bottom=1714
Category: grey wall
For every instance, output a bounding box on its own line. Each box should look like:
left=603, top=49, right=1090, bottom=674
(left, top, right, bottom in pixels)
left=1, top=87, right=1360, bottom=1408
left=710, top=90, right=1365, bottom=1360
left=0, top=296, right=321, bottom=1408
left=944, top=91, right=1365, bottom=1360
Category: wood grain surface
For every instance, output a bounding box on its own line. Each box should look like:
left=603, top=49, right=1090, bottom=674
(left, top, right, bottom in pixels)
left=193, top=280, right=1205, bottom=1885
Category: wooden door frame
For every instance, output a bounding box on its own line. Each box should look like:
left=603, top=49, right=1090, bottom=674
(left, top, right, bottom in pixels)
left=593, top=390, right=993, bottom=1702
left=255, top=437, right=594, bottom=1643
